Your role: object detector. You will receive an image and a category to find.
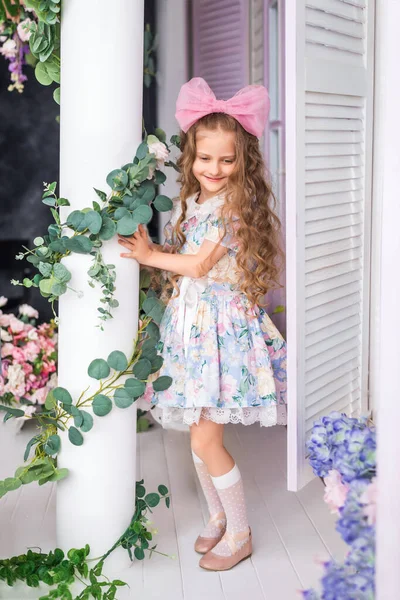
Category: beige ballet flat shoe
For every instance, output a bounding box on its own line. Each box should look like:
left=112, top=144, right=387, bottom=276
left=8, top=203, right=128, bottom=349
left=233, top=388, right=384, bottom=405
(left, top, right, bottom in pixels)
left=199, top=527, right=252, bottom=571
left=194, top=511, right=227, bottom=554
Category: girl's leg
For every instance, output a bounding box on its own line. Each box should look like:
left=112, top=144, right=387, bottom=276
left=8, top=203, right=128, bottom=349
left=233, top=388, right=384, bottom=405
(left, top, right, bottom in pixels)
left=190, top=419, right=230, bottom=542
left=190, top=418, right=251, bottom=561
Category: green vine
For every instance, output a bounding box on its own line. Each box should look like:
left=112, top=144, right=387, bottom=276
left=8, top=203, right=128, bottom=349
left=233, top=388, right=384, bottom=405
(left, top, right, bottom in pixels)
left=0, top=479, right=172, bottom=599
left=12, top=131, right=180, bottom=328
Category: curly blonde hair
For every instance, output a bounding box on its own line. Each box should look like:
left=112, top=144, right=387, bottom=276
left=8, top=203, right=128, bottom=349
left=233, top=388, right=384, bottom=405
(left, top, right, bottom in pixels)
left=148, top=113, right=285, bottom=308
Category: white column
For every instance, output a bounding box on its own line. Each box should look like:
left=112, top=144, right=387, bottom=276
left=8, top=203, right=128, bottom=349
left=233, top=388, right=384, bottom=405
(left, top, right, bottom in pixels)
left=156, top=0, right=188, bottom=241
left=375, top=1, right=400, bottom=598
left=57, top=0, right=143, bottom=586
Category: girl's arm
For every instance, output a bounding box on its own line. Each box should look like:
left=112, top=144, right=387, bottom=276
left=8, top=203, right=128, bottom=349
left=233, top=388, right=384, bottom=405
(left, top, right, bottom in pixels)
left=118, top=225, right=228, bottom=279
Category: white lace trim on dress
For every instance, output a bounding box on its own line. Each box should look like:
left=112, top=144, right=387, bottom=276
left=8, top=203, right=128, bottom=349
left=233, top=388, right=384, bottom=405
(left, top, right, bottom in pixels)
left=154, top=405, right=287, bottom=428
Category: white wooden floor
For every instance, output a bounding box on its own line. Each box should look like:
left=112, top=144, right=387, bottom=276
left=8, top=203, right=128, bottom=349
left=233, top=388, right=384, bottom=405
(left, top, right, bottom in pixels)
left=0, top=418, right=347, bottom=600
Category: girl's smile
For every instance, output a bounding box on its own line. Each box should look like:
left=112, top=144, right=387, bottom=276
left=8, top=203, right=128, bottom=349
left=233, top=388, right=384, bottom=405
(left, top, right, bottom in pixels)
left=192, top=127, right=236, bottom=200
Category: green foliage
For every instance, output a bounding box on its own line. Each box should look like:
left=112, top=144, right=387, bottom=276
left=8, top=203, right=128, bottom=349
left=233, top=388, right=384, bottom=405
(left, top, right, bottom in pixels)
left=143, top=23, right=158, bottom=88
left=14, top=134, right=175, bottom=329
left=0, top=478, right=171, bottom=597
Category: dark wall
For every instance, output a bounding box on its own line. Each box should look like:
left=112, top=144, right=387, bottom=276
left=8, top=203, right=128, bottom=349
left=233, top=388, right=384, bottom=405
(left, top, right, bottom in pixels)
left=0, top=57, right=60, bottom=321
left=0, top=0, right=158, bottom=323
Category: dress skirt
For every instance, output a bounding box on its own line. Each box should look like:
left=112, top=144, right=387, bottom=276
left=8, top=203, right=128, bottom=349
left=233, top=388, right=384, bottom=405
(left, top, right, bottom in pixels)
left=138, top=280, right=287, bottom=427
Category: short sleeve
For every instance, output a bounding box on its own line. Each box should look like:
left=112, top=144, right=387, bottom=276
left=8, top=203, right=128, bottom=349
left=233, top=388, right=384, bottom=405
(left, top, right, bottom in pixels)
left=203, top=215, right=240, bottom=253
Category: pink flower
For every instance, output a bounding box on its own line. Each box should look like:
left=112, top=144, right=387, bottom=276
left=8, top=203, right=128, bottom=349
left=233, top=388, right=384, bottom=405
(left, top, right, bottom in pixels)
left=23, top=340, right=40, bottom=362
left=9, top=316, right=25, bottom=333
left=0, top=39, right=17, bottom=59
left=5, top=363, right=26, bottom=398
left=11, top=347, right=25, bottom=363
left=0, top=314, right=11, bottom=327
left=360, top=477, right=377, bottom=525
left=30, top=387, right=48, bottom=405
left=323, top=469, right=350, bottom=514
left=17, top=18, right=33, bottom=43
left=18, top=303, right=38, bottom=319
left=1, top=342, right=14, bottom=358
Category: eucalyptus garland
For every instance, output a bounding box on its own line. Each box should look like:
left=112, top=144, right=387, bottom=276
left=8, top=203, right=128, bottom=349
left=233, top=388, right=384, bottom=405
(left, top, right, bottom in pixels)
left=13, top=130, right=179, bottom=328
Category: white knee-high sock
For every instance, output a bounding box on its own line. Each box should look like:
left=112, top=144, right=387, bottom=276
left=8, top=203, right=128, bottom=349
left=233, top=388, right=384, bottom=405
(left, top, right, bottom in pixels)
left=191, top=450, right=226, bottom=538
left=210, top=463, right=250, bottom=556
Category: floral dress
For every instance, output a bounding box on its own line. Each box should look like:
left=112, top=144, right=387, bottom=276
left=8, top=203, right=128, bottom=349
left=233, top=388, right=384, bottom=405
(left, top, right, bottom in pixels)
left=138, top=192, right=287, bottom=427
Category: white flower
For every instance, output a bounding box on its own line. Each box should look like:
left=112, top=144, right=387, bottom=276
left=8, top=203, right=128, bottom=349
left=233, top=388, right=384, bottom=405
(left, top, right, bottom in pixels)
left=17, top=18, right=33, bottom=42
left=6, top=364, right=25, bottom=395
left=0, top=39, right=17, bottom=59
left=27, top=328, right=39, bottom=341
left=147, top=140, right=169, bottom=169
left=19, top=304, right=39, bottom=319
left=0, top=296, right=7, bottom=308
left=1, top=329, right=12, bottom=342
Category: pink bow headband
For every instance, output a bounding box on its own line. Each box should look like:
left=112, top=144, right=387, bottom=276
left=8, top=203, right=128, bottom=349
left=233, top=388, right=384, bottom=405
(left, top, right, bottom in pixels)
left=175, top=77, right=270, bottom=138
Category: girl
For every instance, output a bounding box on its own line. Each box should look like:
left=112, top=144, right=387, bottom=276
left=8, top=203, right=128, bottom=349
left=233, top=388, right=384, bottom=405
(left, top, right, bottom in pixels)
left=118, top=77, right=287, bottom=571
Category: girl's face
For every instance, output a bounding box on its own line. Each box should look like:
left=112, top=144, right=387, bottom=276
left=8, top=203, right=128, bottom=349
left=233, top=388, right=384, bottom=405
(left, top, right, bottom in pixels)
left=192, top=127, right=236, bottom=199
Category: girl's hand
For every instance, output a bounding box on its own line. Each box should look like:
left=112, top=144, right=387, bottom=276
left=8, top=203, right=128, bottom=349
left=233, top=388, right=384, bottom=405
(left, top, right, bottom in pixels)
left=118, top=224, right=153, bottom=264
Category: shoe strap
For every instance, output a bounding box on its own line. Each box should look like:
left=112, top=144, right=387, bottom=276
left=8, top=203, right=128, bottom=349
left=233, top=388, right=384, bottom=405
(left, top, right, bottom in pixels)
left=208, top=511, right=226, bottom=530
left=223, top=528, right=250, bottom=555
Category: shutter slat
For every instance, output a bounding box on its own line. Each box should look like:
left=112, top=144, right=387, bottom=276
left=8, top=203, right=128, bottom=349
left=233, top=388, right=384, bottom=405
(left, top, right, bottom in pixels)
left=306, top=155, right=363, bottom=169
left=306, top=269, right=362, bottom=297
left=306, top=178, right=363, bottom=196
left=192, top=0, right=249, bottom=100
left=306, top=25, right=364, bottom=54
left=306, top=376, right=360, bottom=419
left=306, top=235, right=362, bottom=259
left=306, top=189, right=363, bottom=208
left=306, top=313, right=361, bottom=345
left=306, top=200, right=363, bottom=221
left=305, top=7, right=364, bottom=38
left=306, top=0, right=365, bottom=23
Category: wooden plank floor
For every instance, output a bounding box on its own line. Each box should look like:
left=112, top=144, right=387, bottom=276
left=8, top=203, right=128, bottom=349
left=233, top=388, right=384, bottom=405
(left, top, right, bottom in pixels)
left=0, top=418, right=347, bottom=599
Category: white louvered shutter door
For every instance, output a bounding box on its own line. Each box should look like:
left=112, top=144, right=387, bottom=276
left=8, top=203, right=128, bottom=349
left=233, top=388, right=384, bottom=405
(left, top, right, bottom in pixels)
left=192, top=0, right=249, bottom=99
left=286, top=0, right=375, bottom=491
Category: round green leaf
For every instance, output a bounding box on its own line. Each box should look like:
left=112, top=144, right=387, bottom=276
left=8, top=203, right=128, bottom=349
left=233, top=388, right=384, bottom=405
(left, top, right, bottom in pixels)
left=88, top=358, right=110, bottom=380
left=133, top=205, right=153, bottom=225
left=34, top=236, right=44, bottom=246
left=38, top=262, right=52, bottom=277
left=44, top=434, right=61, bottom=456
left=158, top=484, right=168, bottom=496
left=145, top=492, right=160, bottom=508
left=68, top=427, right=84, bottom=446
left=107, top=350, right=128, bottom=372
left=73, top=411, right=84, bottom=428
left=153, top=376, right=173, bottom=392
left=145, top=321, right=160, bottom=342
left=116, top=215, right=137, bottom=236
left=134, top=547, right=145, bottom=561
left=114, top=207, right=130, bottom=220
left=53, top=262, right=72, bottom=283
left=150, top=355, right=163, bottom=374
left=154, top=195, right=173, bottom=212
left=142, top=297, right=165, bottom=324
left=99, top=217, right=116, bottom=241
left=4, top=477, right=22, bottom=492
left=124, top=378, right=146, bottom=398
left=79, top=410, right=94, bottom=432
left=53, top=86, right=60, bottom=105
left=39, top=277, right=54, bottom=296
left=136, top=484, right=146, bottom=498
left=106, top=169, right=128, bottom=191
left=133, top=358, right=152, bottom=380
left=64, top=236, right=93, bottom=254
left=83, top=210, right=102, bottom=234
left=51, top=282, right=67, bottom=296
left=92, top=394, right=112, bottom=417
left=35, top=62, right=52, bottom=86
left=154, top=170, right=167, bottom=185
left=66, top=210, right=86, bottom=231
left=114, top=388, right=134, bottom=409
left=53, top=387, right=73, bottom=405
left=136, top=142, right=148, bottom=160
